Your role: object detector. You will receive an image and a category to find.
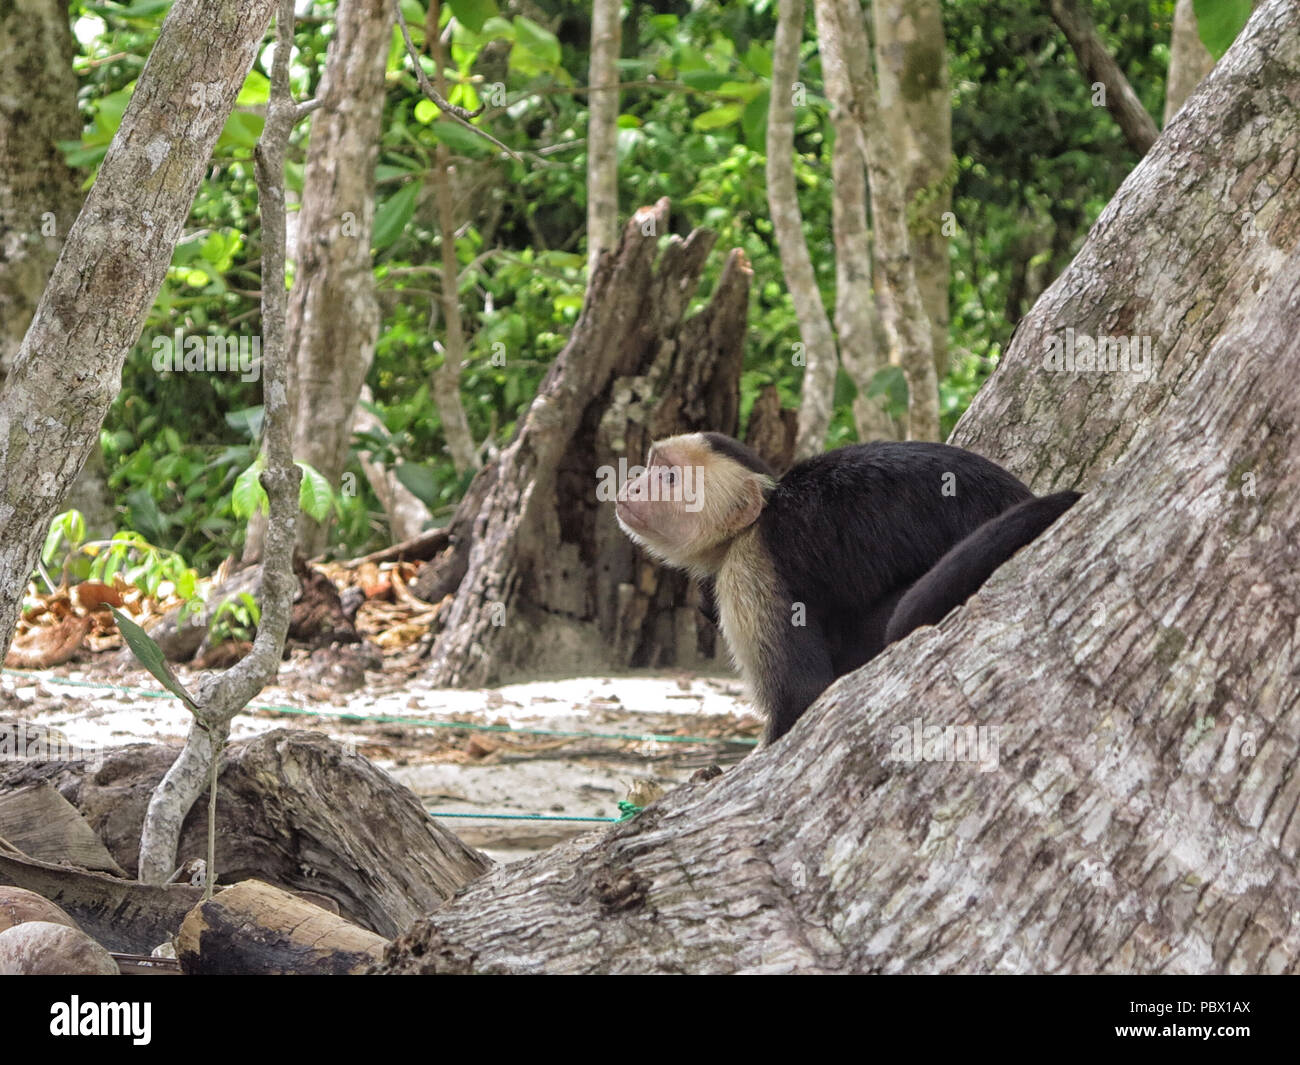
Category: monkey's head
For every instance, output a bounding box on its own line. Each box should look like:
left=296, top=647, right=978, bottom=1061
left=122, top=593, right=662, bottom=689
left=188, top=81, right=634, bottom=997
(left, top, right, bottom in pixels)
left=615, top=432, right=775, bottom=576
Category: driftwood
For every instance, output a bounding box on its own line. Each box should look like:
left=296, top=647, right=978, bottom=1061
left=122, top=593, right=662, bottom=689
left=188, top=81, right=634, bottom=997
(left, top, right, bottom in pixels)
left=177, top=879, right=388, bottom=974
left=0, top=729, right=491, bottom=938
left=0, top=782, right=127, bottom=876
left=0, top=920, right=119, bottom=974
left=0, top=849, right=202, bottom=953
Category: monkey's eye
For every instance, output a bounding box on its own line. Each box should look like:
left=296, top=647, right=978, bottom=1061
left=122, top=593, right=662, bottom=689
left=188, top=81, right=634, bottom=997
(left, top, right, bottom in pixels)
left=662, top=468, right=676, bottom=487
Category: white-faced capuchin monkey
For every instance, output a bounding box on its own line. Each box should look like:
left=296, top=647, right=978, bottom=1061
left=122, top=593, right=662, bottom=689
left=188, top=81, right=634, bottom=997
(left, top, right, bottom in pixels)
left=616, top=432, right=1079, bottom=744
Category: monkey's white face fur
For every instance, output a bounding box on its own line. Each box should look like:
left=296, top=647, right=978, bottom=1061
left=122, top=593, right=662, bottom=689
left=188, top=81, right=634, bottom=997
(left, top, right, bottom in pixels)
left=615, top=434, right=769, bottom=578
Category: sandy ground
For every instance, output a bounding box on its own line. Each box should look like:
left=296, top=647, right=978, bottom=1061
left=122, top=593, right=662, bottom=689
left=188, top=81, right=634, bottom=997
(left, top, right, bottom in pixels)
left=0, top=653, right=760, bottom=864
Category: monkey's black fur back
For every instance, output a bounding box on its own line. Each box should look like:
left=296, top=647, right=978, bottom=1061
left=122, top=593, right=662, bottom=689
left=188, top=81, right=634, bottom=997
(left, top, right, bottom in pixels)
left=760, top=442, right=1032, bottom=678
left=884, top=490, right=1081, bottom=644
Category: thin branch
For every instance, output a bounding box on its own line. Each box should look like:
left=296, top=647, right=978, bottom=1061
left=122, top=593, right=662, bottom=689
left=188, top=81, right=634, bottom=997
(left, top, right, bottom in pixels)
left=392, top=0, right=522, bottom=162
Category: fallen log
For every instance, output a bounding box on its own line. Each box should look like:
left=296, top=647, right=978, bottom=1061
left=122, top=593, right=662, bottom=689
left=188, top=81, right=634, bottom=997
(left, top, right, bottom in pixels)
left=177, top=879, right=388, bottom=974
left=0, top=729, right=492, bottom=938
left=0, top=849, right=201, bottom=953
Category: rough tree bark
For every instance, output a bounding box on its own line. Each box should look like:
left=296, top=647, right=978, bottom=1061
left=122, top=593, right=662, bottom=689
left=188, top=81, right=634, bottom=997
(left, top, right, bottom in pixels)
left=873, top=0, right=952, bottom=379
left=819, top=0, right=940, bottom=441
left=1045, top=0, right=1159, bottom=155
left=283, top=0, right=395, bottom=558
left=0, top=0, right=113, bottom=534
left=0, top=0, right=277, bottom=662
left=420, top=199, right=751, bottom=684
left=1164, top=0, right=1216, bottom=124
left=586, top=0, right=622, bottom=279
left=768, top=0, right=839, bottom=458
left=376, top=0, right=1300, bottom=974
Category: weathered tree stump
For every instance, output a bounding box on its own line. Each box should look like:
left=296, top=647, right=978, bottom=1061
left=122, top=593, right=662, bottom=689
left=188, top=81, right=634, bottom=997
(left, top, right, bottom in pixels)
left=420, top=198, right=755, bottom=685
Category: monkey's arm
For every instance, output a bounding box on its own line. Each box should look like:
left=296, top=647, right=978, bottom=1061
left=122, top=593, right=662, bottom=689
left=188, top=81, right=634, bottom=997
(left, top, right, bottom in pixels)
left=761, top=619, right=837, bottom=744
left=884, top=491, right=1081, bottom=644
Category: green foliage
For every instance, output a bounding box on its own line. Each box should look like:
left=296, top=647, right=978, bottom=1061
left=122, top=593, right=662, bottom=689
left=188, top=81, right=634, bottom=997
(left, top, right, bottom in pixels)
left=39, top=511, right=201, bottom=618
left=60, top=0, right=1183, bottom=574
left=209, top=592, right=261, bottom=644
left=110, top=607, right=199, bottom=712
left=1193, top=0, right=1252, bottom=58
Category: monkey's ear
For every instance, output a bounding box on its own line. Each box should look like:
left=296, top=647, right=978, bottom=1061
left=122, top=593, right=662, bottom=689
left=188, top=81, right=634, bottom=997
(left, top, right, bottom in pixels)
left=725, top=476, right=765, bottom=534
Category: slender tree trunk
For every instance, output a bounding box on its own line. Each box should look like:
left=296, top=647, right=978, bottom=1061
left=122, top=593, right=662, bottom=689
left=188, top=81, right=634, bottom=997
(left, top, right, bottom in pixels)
left=354, top=385, right=431, bottom=542
left=819, top=0, right=939, bottom=441
left=586, top=0, right=622, bottom=279
left=138, top=0, right=305, bottom=884
left=1045, top=0, right=1159, bottom=155
left=282, top=0, right=394, bottom=558
left=1164, top=0, right=1216, bottom=124
left=0, top=0, right=113, bottom=534
left=0, top=0, right=277, bottom=661
left=768, top=0, right=839, bottom=458
left=813, top=0, right=896, bottom=442
left=427, top=0, right=478, bottom=478
left=377, top=0, right=1300, bottom=973
left=873, top=0, right=952, bottom=379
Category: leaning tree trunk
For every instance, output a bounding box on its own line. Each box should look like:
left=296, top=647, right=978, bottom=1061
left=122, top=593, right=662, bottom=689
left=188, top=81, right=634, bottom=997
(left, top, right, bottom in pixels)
left=376, top=0, right=1300, bottom=974
left=0, top=0, right=277, bottom=661
left=421, top=199, right=752, bottom=685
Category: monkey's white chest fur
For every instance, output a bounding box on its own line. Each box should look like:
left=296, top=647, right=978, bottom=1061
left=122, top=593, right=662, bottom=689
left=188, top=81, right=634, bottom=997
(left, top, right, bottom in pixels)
left=715, top=528, right=781, bottom=712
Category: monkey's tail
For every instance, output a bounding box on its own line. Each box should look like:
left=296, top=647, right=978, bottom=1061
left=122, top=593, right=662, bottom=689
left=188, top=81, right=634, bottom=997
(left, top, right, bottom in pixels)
left=884, top=491, right=1082, bottom=645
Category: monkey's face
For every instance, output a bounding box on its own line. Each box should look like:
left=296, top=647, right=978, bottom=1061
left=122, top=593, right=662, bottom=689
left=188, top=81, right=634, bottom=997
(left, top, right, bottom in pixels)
left=616, top=435, right=766, bottom=575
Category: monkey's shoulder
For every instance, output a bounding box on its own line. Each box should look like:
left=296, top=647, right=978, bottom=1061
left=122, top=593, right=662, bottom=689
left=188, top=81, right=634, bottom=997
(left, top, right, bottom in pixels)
left=767, top=441, right=1029, bottom=508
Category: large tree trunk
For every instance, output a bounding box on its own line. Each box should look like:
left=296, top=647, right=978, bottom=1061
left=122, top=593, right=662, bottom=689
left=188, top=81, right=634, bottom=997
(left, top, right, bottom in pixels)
left=0, top=0, right=277, bottom=661
left=0, top=0, right=113, bottom=535
left=421, top=199, right=751, bottom=684
left=873, top=0, right=952, bottom=378
left=376, top=0, right=1300, bottom=974
left=283, top=0, right=394, bottom=558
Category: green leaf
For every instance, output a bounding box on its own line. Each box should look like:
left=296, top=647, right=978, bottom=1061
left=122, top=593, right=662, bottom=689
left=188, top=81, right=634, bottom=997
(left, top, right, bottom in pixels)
left=449, top=0, right=498, bottom=33
left=395, top=463, right=438, bottom=507
left=373, top=180, right=421, bottom=250
left=414, top=98, right=439, bottom=124
left=431, top=120, right=492, bottom=156
left=110, top=608, right=199, bottom=712
left=692, top=104, right=743, bottom=131
left=218, top=110, right=265, bottom=152
left=295, top=462, right=335, bottom=522
left=232, top=461, right=268, bottom=519
left=1194, top=0, right=1251, bottom=59
left=742, top=88, right=770, bottom=151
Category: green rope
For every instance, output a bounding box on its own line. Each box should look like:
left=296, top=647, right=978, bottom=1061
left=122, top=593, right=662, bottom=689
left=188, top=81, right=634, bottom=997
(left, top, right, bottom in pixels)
left=426, top=811, right=618, bottom=822
left=2, top=668, right=758, bottom=747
